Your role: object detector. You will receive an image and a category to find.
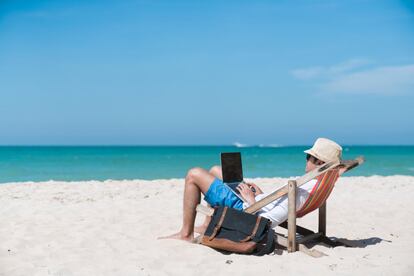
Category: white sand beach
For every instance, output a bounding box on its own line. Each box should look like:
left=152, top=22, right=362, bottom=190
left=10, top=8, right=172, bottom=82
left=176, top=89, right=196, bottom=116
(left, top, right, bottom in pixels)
left=1, top=176, right=413, bottom=276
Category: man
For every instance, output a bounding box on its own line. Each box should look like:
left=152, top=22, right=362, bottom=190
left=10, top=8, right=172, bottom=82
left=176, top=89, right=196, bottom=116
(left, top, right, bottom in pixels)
left=160, top=138, right=344, bottom=242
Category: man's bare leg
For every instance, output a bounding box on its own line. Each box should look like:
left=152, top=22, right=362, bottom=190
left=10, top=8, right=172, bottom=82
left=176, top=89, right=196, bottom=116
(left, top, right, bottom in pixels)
left=209, top=165, right=223, bottom=180
left=158, top=167, right=215, bottom=241
left=194, top=165, right=222, bottom=234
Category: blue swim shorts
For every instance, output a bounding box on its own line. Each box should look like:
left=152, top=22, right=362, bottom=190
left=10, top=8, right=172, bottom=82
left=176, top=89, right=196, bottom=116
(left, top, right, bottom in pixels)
left=204, top=178, right=243, bottom=210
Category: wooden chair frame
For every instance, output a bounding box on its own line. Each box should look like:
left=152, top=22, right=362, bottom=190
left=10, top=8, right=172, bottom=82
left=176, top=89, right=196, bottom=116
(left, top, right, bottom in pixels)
left=278, top=180, right=334, bottom=257
left=196, top=157, right=364, bottom=257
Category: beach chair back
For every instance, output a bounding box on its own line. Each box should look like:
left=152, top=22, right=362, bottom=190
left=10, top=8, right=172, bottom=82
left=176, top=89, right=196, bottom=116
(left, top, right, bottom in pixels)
left=296, top=169, right=340, bottom=218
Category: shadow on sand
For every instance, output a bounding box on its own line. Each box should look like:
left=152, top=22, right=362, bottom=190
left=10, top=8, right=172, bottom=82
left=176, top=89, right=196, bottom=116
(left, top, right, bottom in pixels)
left=271, top=236, right=391, bottom=255
left=330, top=236, right=391, bottom=248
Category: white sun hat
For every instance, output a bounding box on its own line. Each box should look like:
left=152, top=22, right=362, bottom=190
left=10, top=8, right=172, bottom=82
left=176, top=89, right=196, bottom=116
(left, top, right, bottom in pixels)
left=304, top=138, right=342, bottom=163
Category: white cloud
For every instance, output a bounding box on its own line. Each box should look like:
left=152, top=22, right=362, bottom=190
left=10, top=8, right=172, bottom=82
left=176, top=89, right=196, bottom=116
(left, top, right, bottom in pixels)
left=327, top=58, right=372, bottom=75
left=322, top=65, right=414, bottom=95
left=291, top=58, right=371, bottom=80
left=291, top=59, right=414, bottom=95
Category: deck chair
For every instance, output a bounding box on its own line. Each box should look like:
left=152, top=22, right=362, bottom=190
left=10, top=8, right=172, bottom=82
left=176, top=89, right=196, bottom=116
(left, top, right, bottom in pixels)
left=196, top=156, right=364, bottom=257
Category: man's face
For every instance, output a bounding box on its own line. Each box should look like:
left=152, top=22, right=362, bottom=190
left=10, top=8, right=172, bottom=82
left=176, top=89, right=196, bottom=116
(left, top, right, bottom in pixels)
left=305, top=154, right=324, bottom=172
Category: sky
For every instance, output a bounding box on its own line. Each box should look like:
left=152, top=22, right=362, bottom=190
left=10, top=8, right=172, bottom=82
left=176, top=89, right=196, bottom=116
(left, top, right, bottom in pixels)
left=0, top=0, right=413, bottom=145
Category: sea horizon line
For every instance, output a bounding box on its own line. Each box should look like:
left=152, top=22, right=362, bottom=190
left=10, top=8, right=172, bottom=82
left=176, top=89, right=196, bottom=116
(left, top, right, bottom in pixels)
left=0, top=144, right=413, bottom=147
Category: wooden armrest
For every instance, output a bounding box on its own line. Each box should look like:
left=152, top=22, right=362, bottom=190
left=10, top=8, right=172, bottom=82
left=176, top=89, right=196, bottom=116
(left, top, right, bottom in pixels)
left=339, top=156, right=365, bottom=173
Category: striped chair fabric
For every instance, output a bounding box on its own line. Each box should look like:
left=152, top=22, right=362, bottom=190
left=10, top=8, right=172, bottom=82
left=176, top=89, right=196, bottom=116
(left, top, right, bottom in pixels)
left=296, top=169, right=340, bottom=218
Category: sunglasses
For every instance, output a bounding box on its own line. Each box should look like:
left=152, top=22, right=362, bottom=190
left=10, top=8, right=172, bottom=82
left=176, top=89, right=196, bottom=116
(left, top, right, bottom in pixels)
left=306, top=154, right=319, bottom=164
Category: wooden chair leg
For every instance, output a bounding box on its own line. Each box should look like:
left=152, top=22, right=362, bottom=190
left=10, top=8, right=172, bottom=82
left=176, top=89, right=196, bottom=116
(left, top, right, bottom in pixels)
left=287, top=180, right=297, bottom=253
left=318, top=202, right=327, bottom=236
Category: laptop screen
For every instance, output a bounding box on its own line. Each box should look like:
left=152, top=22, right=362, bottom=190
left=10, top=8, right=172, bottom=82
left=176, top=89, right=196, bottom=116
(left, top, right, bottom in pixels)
left=221, top=152, right=243, bottom=183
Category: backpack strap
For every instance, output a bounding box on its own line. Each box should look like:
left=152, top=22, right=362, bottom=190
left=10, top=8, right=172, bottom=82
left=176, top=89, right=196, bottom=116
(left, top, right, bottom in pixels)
left=240, top=216, right=262, bottom=242
left=208, top=207, right=228, bottom=241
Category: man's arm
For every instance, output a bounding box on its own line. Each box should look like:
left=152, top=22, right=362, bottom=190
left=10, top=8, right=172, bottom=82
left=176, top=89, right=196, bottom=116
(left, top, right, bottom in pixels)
left=338, top=156, right=365, bottom=176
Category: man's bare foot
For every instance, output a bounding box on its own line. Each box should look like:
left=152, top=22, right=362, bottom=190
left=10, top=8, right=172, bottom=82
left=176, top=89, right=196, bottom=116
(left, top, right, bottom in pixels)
left=157, top=231, right=194, bottom=242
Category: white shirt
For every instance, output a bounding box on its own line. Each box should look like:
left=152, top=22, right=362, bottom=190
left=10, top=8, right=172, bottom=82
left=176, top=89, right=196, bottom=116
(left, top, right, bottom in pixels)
left=242, top=179, right=317, bottom=227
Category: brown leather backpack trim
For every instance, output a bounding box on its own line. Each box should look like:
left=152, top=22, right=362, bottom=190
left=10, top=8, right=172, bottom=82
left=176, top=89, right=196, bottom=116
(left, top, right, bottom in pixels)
left=201, top=236, right=257, bottom=254
left=208, top=207, right=228, bottom=241
left=240, top=216, right=262, bottom=242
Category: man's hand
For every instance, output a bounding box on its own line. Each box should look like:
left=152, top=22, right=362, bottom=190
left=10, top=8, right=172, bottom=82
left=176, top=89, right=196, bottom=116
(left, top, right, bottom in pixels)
left=237, top=183, right=257, bottom=205
left=338, top=167, right=347, bottom=176
left=245, top=183, right=263, bottom=196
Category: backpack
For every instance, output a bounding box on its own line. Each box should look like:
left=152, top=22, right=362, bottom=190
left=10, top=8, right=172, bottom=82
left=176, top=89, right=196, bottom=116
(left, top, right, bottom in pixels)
left=201, top=206, right=275, bottom=255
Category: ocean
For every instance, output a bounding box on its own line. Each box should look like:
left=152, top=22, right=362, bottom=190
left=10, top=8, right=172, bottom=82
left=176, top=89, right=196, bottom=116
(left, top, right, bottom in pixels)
left=0, top=146, right=413, bottom=183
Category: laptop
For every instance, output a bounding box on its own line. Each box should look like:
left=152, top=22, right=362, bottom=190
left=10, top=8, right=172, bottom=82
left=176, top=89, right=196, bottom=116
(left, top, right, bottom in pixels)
left=221, top=152, right=246, bottom=202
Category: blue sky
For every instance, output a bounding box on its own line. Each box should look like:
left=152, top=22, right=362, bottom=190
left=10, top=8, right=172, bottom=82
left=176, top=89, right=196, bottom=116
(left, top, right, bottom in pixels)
left=0, top=0, right=413, bottom=145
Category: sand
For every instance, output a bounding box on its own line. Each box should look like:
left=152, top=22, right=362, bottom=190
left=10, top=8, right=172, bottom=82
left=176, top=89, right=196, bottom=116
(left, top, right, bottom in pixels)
left=1, top=176, right=413, bottom=276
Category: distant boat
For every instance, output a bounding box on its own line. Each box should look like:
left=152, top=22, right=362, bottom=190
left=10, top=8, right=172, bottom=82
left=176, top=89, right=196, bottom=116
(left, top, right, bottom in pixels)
left=233, top=142, right=248, bottom=148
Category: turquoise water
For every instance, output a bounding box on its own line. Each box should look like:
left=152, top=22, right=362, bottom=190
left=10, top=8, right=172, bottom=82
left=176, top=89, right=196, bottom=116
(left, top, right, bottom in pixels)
left=0, top=146, right=413, bottom=183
